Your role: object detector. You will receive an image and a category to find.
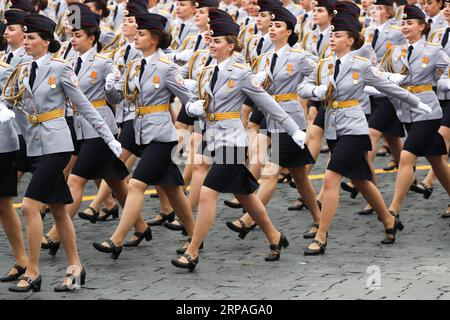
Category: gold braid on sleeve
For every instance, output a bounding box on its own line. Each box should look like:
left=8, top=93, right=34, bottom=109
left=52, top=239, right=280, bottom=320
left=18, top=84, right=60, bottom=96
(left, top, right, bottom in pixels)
left=2, top=63, right=26, bottom=109
left=123, top=61, right=139, bottom=104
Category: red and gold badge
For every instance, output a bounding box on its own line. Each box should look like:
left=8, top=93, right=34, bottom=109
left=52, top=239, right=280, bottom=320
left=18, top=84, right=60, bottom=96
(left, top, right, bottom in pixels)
left=401, top=47, right=407, bottom=59
left=422, top=56, right=429, bottom=68
left=286, top=63, right=293, bottom=75
left=227, top=79, right=234, bottom=92
left=90, top=71, right=97, bottom=83
left=386, top=42, right=392, bottom=50
left=48, top=75, right=56, bottom=89
left=352, top=71, right=359, bottom=85
left=153, top=75, right=160, bottom=88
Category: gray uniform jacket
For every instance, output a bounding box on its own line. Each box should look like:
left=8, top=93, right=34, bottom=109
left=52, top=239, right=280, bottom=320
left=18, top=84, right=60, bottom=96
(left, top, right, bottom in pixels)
left=191, top=55, right=299, bottom=151
left=68, top=50, right=118, bottom=140
left=0, top=62, right=19, bottom=153
left=382, top=39, right=449, bottom=123
left=2, top=47, right=32, bottom=136
left=362, top=19, right=405, bottom=61
left=429, top=23, right=450, bottom=100
left=298, top=52, right=421, bottom=140
left=106, top=49, right=192, bottom=145
left=257, top=47, right=317, bottom=131
left=5, top=54, right=115, bottom=157
left=111, top=42, right=142, bottom=123
left=181, top=49, right=213, bottom=81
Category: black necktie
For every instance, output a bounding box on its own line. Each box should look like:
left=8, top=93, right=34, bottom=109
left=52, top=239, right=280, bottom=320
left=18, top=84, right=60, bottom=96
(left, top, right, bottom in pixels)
left=302, top=14, right=308, bottom=24
left=139, top=59, right=146, bottom=81
left=210, top=66, right=218, bottom=91
left=256, top=37, right=264, bottom=56
left=123, top=45, right=131, bottom=63
left=75, top=57, right=82, bottom=75
left=29, top=61, right=37, bottom=89
left=270, top=53, right=278, bottom=73
left=5, top=52, right=13, bottom=64
left=194, top=34, right=202, bottom=51
left=372, top=29, right=379, bottom=49
left=63, top=42, right=72, bottom=60
left=245, top=17, right=249, bottom=26
left=56, top=2, right=61, bottom=17
left=442, top=27, right=450, bottom=48
left=205, top=55, right=212, bottom=66
left=317, top=34, right=323, bottom=53
left=179, top=23, right=185, bottom=39
left=407, top=45, right=413, bottom=61
left=334, top=59, right=341, bottom=81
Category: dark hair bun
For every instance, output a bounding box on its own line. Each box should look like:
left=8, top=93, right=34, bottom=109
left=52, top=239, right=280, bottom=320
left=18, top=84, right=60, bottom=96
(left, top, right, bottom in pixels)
left=102, top=7, right=110, bottom=18
left=159, top=31, right=172, bottom=50
left=288, top=32, right=299, bottom=47
left=48, top=39, right=61, bottom=53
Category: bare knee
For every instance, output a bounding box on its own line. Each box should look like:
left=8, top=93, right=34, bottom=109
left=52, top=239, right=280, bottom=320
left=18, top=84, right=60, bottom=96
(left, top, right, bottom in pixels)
left=128, top=179, right=147, bottom=194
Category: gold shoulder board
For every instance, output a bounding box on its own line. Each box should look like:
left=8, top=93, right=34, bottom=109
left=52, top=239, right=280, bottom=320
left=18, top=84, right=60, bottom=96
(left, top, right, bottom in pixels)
left=158, top=57, right=174, bottom=65
left=354, top=55, right=369, bottom=62
left=233, top=63, right=248, bottom=70
left=0, top=60, right=10, bottom=68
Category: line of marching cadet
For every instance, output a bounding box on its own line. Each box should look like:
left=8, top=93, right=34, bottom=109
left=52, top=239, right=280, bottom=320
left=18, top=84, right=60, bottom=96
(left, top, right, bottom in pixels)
left=0, top=0, right=449, bottom=293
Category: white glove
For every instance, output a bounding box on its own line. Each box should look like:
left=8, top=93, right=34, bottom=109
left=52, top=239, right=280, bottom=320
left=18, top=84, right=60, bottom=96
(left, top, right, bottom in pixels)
left=186, top=100, right=205, bottom=117
left=112, top=65, right=121, bottom=80
left=291, top=129, right=306, bottom=149
left=184, top=79, right=197, bottom=92
left=108, top=139, right=122, bottom=158
left=364, top=86, right=381, bottom=96
left=312, top=85, right=328, bottom=98
left=175, top=49, right=193, bottom=63
left=105, top=73, right=116, bottom=91
left=416, top=102, right=432, bottom=114
left=253, top=71, right=267, bottom=86
left=387, top=73, right=406, bottom=85
left=0, top=102, right=15, bottom=123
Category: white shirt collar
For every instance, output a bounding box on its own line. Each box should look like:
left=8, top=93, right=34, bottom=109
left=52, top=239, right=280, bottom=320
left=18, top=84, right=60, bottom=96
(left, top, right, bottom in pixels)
left=78, top=46, right=96, bottom=63
left=427, top=13, right=440, bottom=24
left=217, top=56, right=232, bottom=71
left=334, top=51, right=351, bottom=65
left=407, top=38, right=423, bottom=49
left=319, top=25, right=331, bottom=36
left=32, top=53, right=50, bottom=68
left=377, top=20, right=389, bottom=32
left=263, top=32, right=271, bottom=41
left=143, top=49, right=163, bottom=65
left=273, top=44, right=289, bottom=57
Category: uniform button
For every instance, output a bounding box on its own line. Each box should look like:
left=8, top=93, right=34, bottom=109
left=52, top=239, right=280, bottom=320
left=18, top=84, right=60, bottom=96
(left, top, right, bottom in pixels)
left=77, top=125, right=81, bottom=128
left=35, top=137, right=39, bottom=140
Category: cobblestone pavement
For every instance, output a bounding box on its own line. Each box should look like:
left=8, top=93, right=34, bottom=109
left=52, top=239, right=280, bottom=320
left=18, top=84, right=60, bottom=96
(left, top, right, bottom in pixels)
left=0, top=152, right=449, bottom=300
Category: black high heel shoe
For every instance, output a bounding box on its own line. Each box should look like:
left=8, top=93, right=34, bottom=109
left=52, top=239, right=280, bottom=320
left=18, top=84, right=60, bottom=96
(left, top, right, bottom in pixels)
left=124, top=227, right=152, bottom=247
left=78, top=207, right=100, bottom=224
left=441, top=204, right=450, bottom=218
left=164, top=217, right=184, bottom=231
left=147, top=211, right=175, bottom=226
left=0, top=264, right=26, bottom=282
left=93, top=239, right=123, bottom=260
left=98, top=205, right=119, bottom=221
left=41, top=235, right=60, bottom=256
left=376, top=145, right=391, bottom=157
left=340, top=181, right=360, bottom=199
left=304, top=239, right=327, bottom=256
left=54, top=269, right=86, bottom=292
left=265, top=233, right=289, bottom=261
left=171, top=253, right=199, bottom=272
left=383, top=159, right=398, bottom=171
left=381, top=217, right=404, bottom=244
left=176, top=238, right=204, bottom=254
left=357, top=208, right=375, bottom=215
left=303, top=224, right=319, bottom=239
left=277, top=173, right=292, bottom=183
left=225, top=219, right=257, bottom=239
left=223, top=199, right=243, bottom=209
left=8, top=275, right=42, bottom=293
left=40, top=208, right=50, bottom=220
left=409, top=182, right=433, bottom=199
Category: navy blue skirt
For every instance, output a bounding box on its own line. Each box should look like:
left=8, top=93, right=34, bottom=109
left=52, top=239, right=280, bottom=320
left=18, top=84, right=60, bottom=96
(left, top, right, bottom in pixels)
left=0, top=152, right=17, bottom=197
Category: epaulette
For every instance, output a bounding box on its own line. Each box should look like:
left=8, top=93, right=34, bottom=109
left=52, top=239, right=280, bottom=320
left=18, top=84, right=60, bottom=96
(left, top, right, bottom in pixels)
left=17, top=61, right=31, bottom=67
left=354, top=55, right=369, bottom=62
left=0, top=60, right=10, bottom=68
left=290, top=48, right=304, bottom=53
left=95, top=53, right=110, bottom=59
left=319, top=57, right=332, bottom=62
left=389, top=25, right=402, bottom=31
left=101, top=25, right=112, bottom=32
left=51, top=58, right=66, bottom=63
left=158, top=57, right=174, bottom=65
left=233, top=63, right=248, bottom=69
left=426, top=41, right=440, bottom=46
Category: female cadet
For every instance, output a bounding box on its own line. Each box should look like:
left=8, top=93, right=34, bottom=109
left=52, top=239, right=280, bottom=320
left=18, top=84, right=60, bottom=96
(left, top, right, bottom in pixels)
left=171, top=9, right=306, bottom=271
left=78, top=0, right=148, bottom=223
left=297, top=10, right=429, bottom=255
left=0, top=62, right=28, bottom=284
left=3, top=7, right=33, bottom=181
left=40, top=3, right=129, bottom=256
left=221, top=0, right=280, bottom=210
left=2, top=14, right=121, bottom=292
left=224, top=6, right=322, bottom=241
left=342, top=0, right=408, bottom=215
left=384, top=5, right=450, bottom=218
left=84, top=0, right=118, bottom=49
left=92, top=12, right=196, bottom=260
left=410, top=0, right=450, bottom=217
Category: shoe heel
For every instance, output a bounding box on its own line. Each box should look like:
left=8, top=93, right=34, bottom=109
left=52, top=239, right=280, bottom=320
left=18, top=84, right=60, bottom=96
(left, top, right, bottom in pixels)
left=145, top=228, right=152, bottom=241
left=32, top=281, right=41, bottom=292
left=111, top=247, right=122, bottom=260
left=281, top=237, right=289, bottom=249
left=398, top=222, right=404, bottom=231
left=112, top=211, right=119, bottom=219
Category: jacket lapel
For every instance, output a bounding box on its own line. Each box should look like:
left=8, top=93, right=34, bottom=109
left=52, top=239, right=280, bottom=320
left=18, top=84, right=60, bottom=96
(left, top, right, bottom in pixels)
left=336, top=53, right=352, bottom=84
left=32, top=54, right=52, bottom=92
left=78, top=49, right=96, bottom=79
left=273, top=49, right=288, bottom=77
left=139, top=52, right=158, bottom=91
left=213, top=58, right=233, bottom=94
